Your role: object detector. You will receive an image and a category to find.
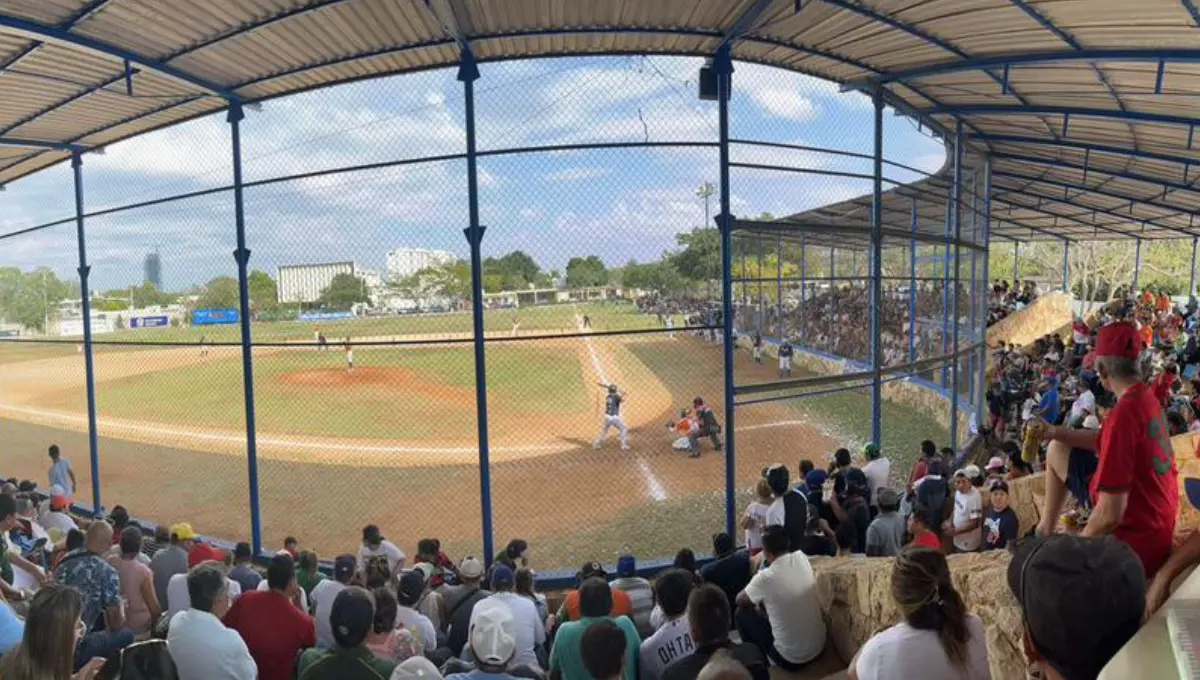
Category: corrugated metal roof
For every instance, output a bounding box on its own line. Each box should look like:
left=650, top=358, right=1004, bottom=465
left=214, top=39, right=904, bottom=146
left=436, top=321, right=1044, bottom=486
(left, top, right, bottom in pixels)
left=1, top=0, right=1199, bottom=242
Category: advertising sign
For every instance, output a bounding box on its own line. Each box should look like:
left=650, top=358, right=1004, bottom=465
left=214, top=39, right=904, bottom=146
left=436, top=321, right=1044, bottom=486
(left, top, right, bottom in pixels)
left=193, top=308, right=240, bottom=326
left=298, top=311, right=354, bottom=322
left=129, top=315, right=169, bottom=329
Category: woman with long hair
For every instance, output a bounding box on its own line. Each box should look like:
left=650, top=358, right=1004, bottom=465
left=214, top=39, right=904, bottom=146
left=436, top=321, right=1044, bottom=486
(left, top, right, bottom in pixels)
left=0, top=583, right=105, bottom=680
left=848, top=547, right=990, bottom=680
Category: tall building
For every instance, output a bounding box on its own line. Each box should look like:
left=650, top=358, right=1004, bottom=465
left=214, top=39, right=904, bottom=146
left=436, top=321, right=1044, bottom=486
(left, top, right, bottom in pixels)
left=386, top=247, right=455, bottom=280
left=277, top=261, right=357, bottom=304
left=143, top=251, right=162, bottom=289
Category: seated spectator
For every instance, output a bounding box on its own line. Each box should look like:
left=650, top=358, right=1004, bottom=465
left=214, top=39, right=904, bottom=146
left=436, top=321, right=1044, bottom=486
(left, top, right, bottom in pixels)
left=360, top=525, right=406, bottom=574
left=407, top=563, right=447, bottom=631
left=54, top=521, right=134, bottom=669
left=283, top=536, right=300, bottom=559
left=314, top=554, right=358, bottom=649
left=0, top=584, right=105, bottom=680
left=224, top=553, right=316, bottom=680
left=296, top=550, right=326, bottom=598
left=514, top=567, right=548, bottom=625
left=582, top=620, right=626, bottom=680
left=109, top=505, right=131, bottom=543
left=298, top=587, right=396, bottom=679
left=1149, top=479, right=1200, bottom=616
left=797, top=516, right=837, bottom=558
left=416, top=538, right=457, bottom=589
left=0, top=596, right=23, bottom=656
left=0, top=494, right=49, bottom=604
left=228, top=541, right=261, bottom=594
left=390, top=657, right=445, bottom=680
left=152, top=523, right=195, bottom=610
left=167, top=560, right=243, bottom=618
left=554, top=562, right=632, bottom=626
left=982, top=481, right=1018, bottom=551
left=672, top=550, right=700, bottom=582
left=848, top=547, right=988, bottom=680
left=108, top=525, right=162, bottom=638
left=446, top=557, right=491, bottom=656
left=143, top=525, right=171, bottom=560
left=661, top=584, right=767, bottom=680
left=865, top=487, right=905, bottom=558
left=187, top=535, right=226, bottom=569
left=394, top=570, right=438, bottom=657
left=1008, top=535, right=1146, bottom=679
left=446, top=599, right=527, bottom=680
left=550, top=578, right=640, bottom=680
left=735, top=525, right=825, bottom=671
left=611, top=555, right=654, bottom=638
left=697, top=533, right=751, bottom=628
left=168, top=563, right=257, bottom=680
left=39, top=493, right=76, bottom=536
left=367, top=586, right=421, bottom=663
left=639, top=569, right=694, bottom=680
left=488, top=565, right=545, bottom=668
left=944, top=467, right=983, bottom=554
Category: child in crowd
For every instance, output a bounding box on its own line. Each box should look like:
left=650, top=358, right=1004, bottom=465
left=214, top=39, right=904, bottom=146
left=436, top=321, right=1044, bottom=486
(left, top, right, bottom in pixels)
left=741, top=479, right=772, bottom=555
left=982, top=481, right=1018, bottom=551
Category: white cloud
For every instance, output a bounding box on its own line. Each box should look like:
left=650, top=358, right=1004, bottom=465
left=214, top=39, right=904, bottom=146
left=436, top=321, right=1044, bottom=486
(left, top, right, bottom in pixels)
left=544, top=166, right=609, bottom=182
left=744, top=85, right=818, bottom=122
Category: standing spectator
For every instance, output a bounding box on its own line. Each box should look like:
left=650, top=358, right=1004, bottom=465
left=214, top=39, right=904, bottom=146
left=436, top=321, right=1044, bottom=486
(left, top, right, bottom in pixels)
left=982, top=481, right=1018, bottom=551
left=762, top=465, right=807, bottom=553
left=297, top=587, right=396, bottom=679
left=943, top=468, right=982, bottom=553
left=296, top=550, right=326, bottom=598
left=610, top=555, right=654, bottom=638
left=446, top=599, right=527, bottom=680
left=228, top=542, right=261, bottom=594
left=735, top=526, right=825, bottom=671
left=488, top=565, right=545, bottom=668
left=798, top=516, right=838, bottom=558
left=0, top=584, right=105, bottom=680
left=848, top=548, right=989, bottom=680
left=830, top=473, right=871, bottom=555
left=446, top=557, right=491, bottom=657
left=1007, top=535, right=1145, bottom=680
left=514, top=567, right=548, bottom=625
left=554, top=562, right=633, bottom=625
left=152, top=523, right=195, bottom=609
left=638, top=569, right=694, bottom=680
left=143, top=525, right=171, bottom=560
left=550, top=579, right=640, bottom=680
left=395, top=571, right=439, bottom=658
left=907, top=504, right=942, bottom=552
left=865, top=488, right=905, bottom=558
left=582, top=620, right=626, bottom=680
left=1038, top=376, right=1061, bottom=424
left=984, top=457, right=1006, bottom=487
left=313, top=554, right=358, bottom=649
left=367, top=586, right=420, bottom=663
left=224, top=554, right=316, bottom=680
left=661, top=585, right=767, bottom=680
left=359, top=525, right=406, bottom=574
left=741, top=480, right=772, bottom=555
left=108, top=526, right=161, bottom=638
left=54, top=521, right=133, bottom=668
left=860, top=444, right=891, bottom=515
left=168, top=563, right=257, bottom=680
left=47, top=444, right=77, bottom=499
left=697, top=533, right=751, bottom=629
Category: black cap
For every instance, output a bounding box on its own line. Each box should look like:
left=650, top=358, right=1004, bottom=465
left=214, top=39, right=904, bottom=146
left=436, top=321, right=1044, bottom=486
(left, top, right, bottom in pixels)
left=362, top=524, right=383, bottom=543
left=1007, top=535, right=1145, bottom=679
left=334, top=554, right=357, bottom=583
left=989, top=480, right=1010, bottom=494
left=330, top=587, right=375, bottom=649
left=397, top=570, right=425, bottom=606
left=233, top=542, right=252, bottom=560
left=578, top=561, right=606, bottom=581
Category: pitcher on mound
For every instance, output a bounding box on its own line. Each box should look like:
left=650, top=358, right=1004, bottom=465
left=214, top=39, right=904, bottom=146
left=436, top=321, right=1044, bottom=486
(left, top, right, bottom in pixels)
left=594, top=383, right=629, bottom=451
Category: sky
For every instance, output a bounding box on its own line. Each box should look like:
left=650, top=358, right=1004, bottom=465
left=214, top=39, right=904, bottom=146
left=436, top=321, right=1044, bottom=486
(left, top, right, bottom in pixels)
left=0, top=56, right=945, bottom=292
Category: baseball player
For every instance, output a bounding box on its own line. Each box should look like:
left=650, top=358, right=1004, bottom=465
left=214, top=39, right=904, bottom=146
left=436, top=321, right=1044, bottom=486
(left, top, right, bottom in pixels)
left=593, top=383, right=629, bottom=451
left=752, top=331, right=763, bottom=363
left=199, top=335, right=208, bottom=357
left=665, top=314, right=675, bottom=340
left=344, top=337, right=353, bottom=371
left=511, top=315, right=520, bottom=338
left=778, top=337, right=794, bottom=378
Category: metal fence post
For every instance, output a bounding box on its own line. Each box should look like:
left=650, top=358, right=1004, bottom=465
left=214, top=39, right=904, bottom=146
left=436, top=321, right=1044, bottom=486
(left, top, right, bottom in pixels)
left=228, top=103, right=263, bottom=554
left=908, top=198, right=917, bottom=362
left=869, top=87, right=884, bottom=446
left=976, top=158, right=992, bottom=427
left=950, top=121, right=964, bottom=449
left=71, top=152, right=102, bottom=516
left=460, top=51, right=494, bottom=564
left=714, top=44, right=737, bottom=538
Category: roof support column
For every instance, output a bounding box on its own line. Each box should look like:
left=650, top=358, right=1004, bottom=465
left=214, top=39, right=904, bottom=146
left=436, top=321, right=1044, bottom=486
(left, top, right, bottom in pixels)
left=908, top=198, right=918, bottom=362
left=796, top=233, right=803, bottom=341
left=830, top=245, right=837, bottom=352
left=1133, top=237, right=1143, bottom=291
left=1062, top=240, right=1070, bottom=294
left=1013, top=241, right=1020, bottom=284
left=869, top=87, right=884, bottom=447
left=72, top=152, right=102, bottom=517
left=976, top=159, right=992, bottom=429
left=228, top=103, right=262, bottom=555
left=950, top=121, right=964, bottom=450
left=713, top=44, right=737, bottom=538
left=1190, top=237, right=1198, bottom=300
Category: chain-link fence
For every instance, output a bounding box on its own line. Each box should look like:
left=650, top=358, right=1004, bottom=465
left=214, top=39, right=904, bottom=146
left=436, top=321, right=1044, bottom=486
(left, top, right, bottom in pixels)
left=0, top=56, right=990, bottom=574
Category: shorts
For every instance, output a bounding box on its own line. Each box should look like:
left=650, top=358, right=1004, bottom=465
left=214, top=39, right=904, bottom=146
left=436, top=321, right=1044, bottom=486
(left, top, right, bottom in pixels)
left=1066, top=447, right=1097, bottom=509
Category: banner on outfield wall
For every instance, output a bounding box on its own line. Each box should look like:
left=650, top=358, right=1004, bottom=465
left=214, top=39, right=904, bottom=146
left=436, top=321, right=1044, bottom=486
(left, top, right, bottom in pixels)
left=0, top=330, right=17, bottom=337
left=129, top=316, right=169, bottom=329
left=298, top=311, right=354, bottom=322
left=193, top=308, right=240, bottom=326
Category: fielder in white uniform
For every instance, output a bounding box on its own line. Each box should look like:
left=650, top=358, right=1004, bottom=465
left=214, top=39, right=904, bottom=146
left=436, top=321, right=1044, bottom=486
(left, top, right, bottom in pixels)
left=594, top=384, right=629, bottom=451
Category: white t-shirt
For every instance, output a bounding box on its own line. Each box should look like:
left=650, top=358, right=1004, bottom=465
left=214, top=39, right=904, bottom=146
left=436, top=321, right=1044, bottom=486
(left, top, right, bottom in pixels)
left=742, top=551, right=825, bottom=665
left=1069, top=390, right=1095, bottom=422
left=40, top=511, right=76, bottom=536
left=744, top=501, right=770, bottom=551
left=168, top=608, right=258, bottom=680
left=311, top=579, right=347, bottom=649
left=952, top=488, right=983, bottom=552
left=489, top=592, right=546, bottom=668
left=167, top=573, right=242, bottom=619
left=1021, top=397, right=1039, bottom=422
left=393, top=606, right=438, bottom=654
left=639, top=615, right=695, bottom=680
left=359, top=540, right=406, bottom=573
left=863, top=458, right=891, bottom=507
left=854, top=616, right=990, bottom=680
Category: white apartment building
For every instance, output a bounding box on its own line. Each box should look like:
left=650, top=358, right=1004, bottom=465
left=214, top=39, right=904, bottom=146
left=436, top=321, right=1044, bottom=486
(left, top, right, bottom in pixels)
left=386, top=247, right=455, bottom=280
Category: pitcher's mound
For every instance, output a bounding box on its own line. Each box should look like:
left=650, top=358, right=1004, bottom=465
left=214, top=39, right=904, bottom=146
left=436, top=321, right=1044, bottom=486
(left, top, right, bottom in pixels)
left=278, top=366, right=474, bottom=406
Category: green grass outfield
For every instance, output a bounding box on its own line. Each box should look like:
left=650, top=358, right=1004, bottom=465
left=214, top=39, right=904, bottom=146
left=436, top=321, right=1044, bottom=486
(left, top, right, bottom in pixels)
left=34, top=344, right=590, bottom=440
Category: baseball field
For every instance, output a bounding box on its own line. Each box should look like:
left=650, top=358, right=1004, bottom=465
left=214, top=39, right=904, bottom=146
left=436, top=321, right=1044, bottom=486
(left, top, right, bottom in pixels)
left=0, top=302, right=947, bottom=571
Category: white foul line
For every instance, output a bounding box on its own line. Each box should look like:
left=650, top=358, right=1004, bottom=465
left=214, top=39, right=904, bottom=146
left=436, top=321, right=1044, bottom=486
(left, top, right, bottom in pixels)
left=573, top=305, right=668, bottom=502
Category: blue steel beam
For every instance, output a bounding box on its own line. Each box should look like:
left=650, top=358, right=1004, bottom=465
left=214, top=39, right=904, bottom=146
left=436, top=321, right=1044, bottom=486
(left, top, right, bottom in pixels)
left=714, top=44, right=738, bottom=539
left=0, top=138, right=86, bottom=151
left=71, top=152, right=102, bottom=517
left=922, top=104, right=1200, bottom=129
left=990, top=193, right=1153, bottom=239
left=718, top=0, right=779, bottom=51
left=1184, top=0, right=1200, bottom=28
left=870, top=87, right=884, bottom=446
left=0, top=0, right=116, bottom=72
left=989, top=152, right=1200, bottom=197
left=872, top=48, right=1200, bottom=84
left=969, top=134, right=1200, bottom=170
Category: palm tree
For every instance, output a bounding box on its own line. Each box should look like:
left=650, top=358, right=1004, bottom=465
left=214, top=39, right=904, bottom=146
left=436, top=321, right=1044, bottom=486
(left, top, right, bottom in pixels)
left=696, top=182, right=716, bottom=227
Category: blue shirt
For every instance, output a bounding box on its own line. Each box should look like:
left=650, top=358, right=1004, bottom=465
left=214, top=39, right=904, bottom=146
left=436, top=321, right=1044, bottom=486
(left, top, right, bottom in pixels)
left=0, top=601, right=23, bottom=655
left=446, top=671, right=527, bottom=680
left=1039, top=388, right=1060, bottom=424
left=49, top=458, right=72, bottom=491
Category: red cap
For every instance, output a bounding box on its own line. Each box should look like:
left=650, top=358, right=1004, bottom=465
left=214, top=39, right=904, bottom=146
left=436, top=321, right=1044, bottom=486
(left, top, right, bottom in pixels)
left=187, top=542, right=226, bottom=568
left=50, top=495, right=69, bottom=511
left=1095, top=322, right=1142, bottom=359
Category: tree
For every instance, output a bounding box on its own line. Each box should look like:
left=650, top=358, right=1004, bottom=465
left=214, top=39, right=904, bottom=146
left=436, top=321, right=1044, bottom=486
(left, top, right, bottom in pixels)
left=393, top=260, right=472, bottom=302
left=565, top=256, right=608, bottom=288
left=483, top=251, right=541, bottom=290
left=0, top=267, right=74, bottom=333
left=316, top=273, right=369, bottom=310
left=247, top=269, right=278, bottom=311
left=196, top=276, right=239, bottom=309
left=672, top=227, right=721, bottom=297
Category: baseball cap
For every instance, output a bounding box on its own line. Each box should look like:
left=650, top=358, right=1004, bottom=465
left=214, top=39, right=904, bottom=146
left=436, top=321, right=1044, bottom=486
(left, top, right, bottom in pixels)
left=50, top=495, right=69, bottom=511
left=233, top=542, right=252, bottom=560
left=362, top=524, right=384, bottom=544
left=616, top=554, right=636, bottom=578
left=188, top=542, right=225, bottom=568
left=330, top=587, right=375, bottom=648
left=804, top=469, right=828, bottom=490
left=390, top=657, right=444, bottom=680
left=1007, top=535, right=1145, bottom=678
left=491, top=564, right=515, bottom=589
left=468, top=598, right=517, bottom=666
left=458, top=557, right=484, bottom=580
left=578, top=561, right=606, bottom=581
left=861, top=443, right=881, bottom=460
left=398, top=570, right=426, bottom=606
left=986, top=456, right=1005, bottom=471
left=1095, top=322, right=1142, bottom=359
left=962, top=464, right=982, bottom=480
left=1083, top=414, right=1101, bottom=430
left=334, top=554, right=357, bottom=582
left=990, top=480, right=1010, bottom=494
left=171, top=523, right=197, bottom=541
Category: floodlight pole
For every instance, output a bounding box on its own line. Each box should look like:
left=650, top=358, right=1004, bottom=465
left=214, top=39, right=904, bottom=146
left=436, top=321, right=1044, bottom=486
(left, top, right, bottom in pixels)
left=228, top=103, right=263, bottom=555
left=72, top=152, right=102, bottom=516
left=714, top=44, right=737, bottom=538
left=976, top=159, right=992, bottom=427
left=869, top=88, right=884, bottom=446
left=908, top=198, right=918, bottom=362
left=950, top=121, right=964, bottom=450
left=459, top=51, right=494, bottom=565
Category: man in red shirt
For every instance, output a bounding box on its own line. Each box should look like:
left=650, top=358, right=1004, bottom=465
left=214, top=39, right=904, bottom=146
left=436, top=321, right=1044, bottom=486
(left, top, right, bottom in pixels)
left=224, top=553, right=316, bottom=680
left=1037, top=322, right=1179, bottom=578
left=1152, top=364, right=1177, bottom=407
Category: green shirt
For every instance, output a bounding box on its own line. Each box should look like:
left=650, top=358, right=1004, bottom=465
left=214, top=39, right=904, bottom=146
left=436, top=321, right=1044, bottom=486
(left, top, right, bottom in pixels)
left=297, top=569, right=325, bottom=597
left=550, top=616, right=640, bottom=680
left=0, top=535, right=12, bottom=585
left=297, top=646, right=395, bottom=680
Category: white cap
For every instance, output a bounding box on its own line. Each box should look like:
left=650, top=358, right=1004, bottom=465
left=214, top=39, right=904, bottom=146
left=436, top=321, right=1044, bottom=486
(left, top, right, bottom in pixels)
left=390, top=657, right=444, bottom=680
left=961, top=464, right=982, bottom=480
left=48, top=484, right=65, bottom=497
left=1083, top=415, right=1101, bottom=430
left=469, top=598, right=516, bottom=667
